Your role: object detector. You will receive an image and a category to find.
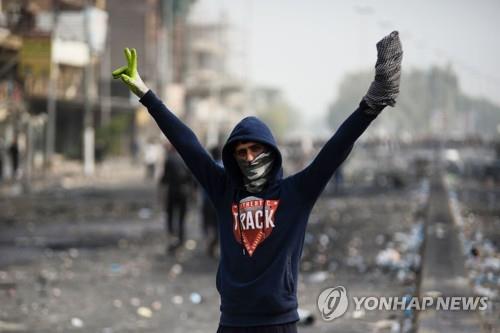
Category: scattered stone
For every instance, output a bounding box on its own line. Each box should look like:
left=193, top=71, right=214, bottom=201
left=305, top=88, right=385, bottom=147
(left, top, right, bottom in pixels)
left=70, top=317, right=84, bottom=328
left=112, top=299, right=122, bottom=308
left=137, top=306, right=153, bottom=318
left=130, top=297, right=141, bottom=307
left=169, top=264, right=183, bottom=278
left=189, top=292, right=202, bottom=304
left=151, top=301, right=162, bottom=311
left=297, top=308, right=315, bottom=326
left=52, top=288, right=62, bottom=297
left=352, top=309, right=365, bottom=319
left=138, top=208, right=152, bottom=219
left=373, top=319, right=400, bottom=333
left=185, top=240, right=197, bottom=251
left=172, top=295, right=183, bottom=305
left=307, top=271, right=329, bottom=284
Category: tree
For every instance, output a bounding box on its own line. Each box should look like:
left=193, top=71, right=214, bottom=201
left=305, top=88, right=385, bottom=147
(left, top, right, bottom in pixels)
left=327, top=66, right=500, bottom=139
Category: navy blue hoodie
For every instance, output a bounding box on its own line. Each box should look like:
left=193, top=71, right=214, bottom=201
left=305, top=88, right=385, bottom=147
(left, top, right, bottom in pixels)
left=140, top=90, right=380, bottom=327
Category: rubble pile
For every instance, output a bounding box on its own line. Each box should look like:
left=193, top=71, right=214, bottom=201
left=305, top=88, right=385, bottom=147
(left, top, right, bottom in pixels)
left=445, top=172, right=500, bottom=328
left=301, top=180, right=428, bottom=285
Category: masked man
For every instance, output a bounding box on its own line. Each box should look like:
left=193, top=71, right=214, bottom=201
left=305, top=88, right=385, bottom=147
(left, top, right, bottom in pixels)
left=113, top=31, right=403, bottom=333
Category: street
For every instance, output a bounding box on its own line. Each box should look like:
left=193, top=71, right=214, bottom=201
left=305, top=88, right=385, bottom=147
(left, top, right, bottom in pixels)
left=0, top=148, right=498, bottom=333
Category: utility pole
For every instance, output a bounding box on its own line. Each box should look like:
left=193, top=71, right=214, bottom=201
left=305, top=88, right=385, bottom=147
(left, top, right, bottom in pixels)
left=83, top=1, right=95, bottom=176
left=100, top=25, right=111, bottom=126
left=24, top=114, right=33, bottom=192
left=45, top=0, right=59, bottom=170
left=158, top=0, right=173, bottom=100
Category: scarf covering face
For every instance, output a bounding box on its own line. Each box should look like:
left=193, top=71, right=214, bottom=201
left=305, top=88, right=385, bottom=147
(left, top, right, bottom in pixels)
left=236, top=149, right=275, bottom=193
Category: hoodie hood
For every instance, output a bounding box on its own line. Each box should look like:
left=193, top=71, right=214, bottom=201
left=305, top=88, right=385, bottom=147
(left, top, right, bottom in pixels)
left=222, top=116, right=283, bottom=189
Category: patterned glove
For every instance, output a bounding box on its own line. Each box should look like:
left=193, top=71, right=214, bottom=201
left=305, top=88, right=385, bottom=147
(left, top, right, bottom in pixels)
left=112, top=48, right=149, bottom=98
left=363, top=31, right=403, bottom=114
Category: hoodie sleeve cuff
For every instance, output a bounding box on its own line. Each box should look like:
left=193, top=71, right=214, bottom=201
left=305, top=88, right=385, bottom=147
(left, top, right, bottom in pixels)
left=359, top=100, right=384, bottom=119
left=139, top=89, right=159, bottom=107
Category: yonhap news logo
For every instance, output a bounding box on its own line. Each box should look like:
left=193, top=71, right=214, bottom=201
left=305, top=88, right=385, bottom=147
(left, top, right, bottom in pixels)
left=317, top=285, right=489, bottom=321
left=317, top=286, right=349, bottom=321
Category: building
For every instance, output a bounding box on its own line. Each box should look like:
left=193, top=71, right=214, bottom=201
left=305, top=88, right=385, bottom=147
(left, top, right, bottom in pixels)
left=184, top=17, right=248, bottom=147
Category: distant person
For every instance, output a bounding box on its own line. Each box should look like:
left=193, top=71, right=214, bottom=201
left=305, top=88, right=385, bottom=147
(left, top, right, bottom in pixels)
left=160, top=146, right=193, bottom=253
left=9, top=139, right=19, bottom=179
left=0, top=139, right=4, bottom=181
left=143, top=138, right=159, bottom=180
left=95, top=141, right=106, bottom=164
left=130, top=138, right=140, bottom=165
left=202, top=146, right=222, bottom=258
left=114, top=31, right=402, bottom=332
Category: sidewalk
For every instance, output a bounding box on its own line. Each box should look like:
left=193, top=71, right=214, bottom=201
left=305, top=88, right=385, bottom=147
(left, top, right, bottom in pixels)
left=0, top=157, right=152, bottom=197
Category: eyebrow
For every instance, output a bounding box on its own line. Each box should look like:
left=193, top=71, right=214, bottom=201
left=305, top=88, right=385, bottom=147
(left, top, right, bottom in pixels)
left=235, top=144, right=262, bottom=152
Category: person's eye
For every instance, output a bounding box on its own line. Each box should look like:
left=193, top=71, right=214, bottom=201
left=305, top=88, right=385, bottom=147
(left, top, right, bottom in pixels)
left=251, top=145, right=263, bottom=153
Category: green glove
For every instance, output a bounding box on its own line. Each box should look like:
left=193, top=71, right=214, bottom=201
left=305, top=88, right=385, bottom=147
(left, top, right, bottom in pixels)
left=112, top=48, right=149, bottom=98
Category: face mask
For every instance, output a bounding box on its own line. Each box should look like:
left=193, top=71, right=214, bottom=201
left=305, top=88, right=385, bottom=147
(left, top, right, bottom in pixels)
left=236, top=150, right=275, bottom=193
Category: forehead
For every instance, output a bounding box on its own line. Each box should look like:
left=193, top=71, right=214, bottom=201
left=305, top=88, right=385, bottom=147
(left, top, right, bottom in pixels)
left=234, top=141, right=262, bottom=151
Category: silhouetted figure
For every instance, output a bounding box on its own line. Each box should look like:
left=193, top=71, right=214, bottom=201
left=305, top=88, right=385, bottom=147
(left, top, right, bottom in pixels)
left=0, top=139, right=4, bottom=181
left=130, top=139, right=139, bottom=165
left=143, top=138, right=160, bottom=180
left=9, top=139, right=19, bottom=178
left=160, top=147, right=192, bottom=253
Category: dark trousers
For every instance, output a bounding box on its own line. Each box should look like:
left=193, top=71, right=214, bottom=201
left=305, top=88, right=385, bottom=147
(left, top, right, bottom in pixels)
left=217, top=322, right=297, bottom=333
left=166, top=194, right=187, bottom=244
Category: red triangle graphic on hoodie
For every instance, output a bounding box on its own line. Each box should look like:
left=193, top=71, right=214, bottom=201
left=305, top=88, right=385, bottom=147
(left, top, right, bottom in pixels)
left=232, top=197, right=279, bottom=256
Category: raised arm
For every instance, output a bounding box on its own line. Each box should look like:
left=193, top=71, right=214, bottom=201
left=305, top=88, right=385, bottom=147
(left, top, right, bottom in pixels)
left=112, top=48, right=226, bottom=201
left=290, top=102, right=378, bottom=201
left=291, top=31, right=403, bottom=202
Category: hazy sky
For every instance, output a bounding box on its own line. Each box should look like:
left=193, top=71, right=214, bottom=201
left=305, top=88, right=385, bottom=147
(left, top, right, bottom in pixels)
left=190, top=0, right=500, bottom=129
